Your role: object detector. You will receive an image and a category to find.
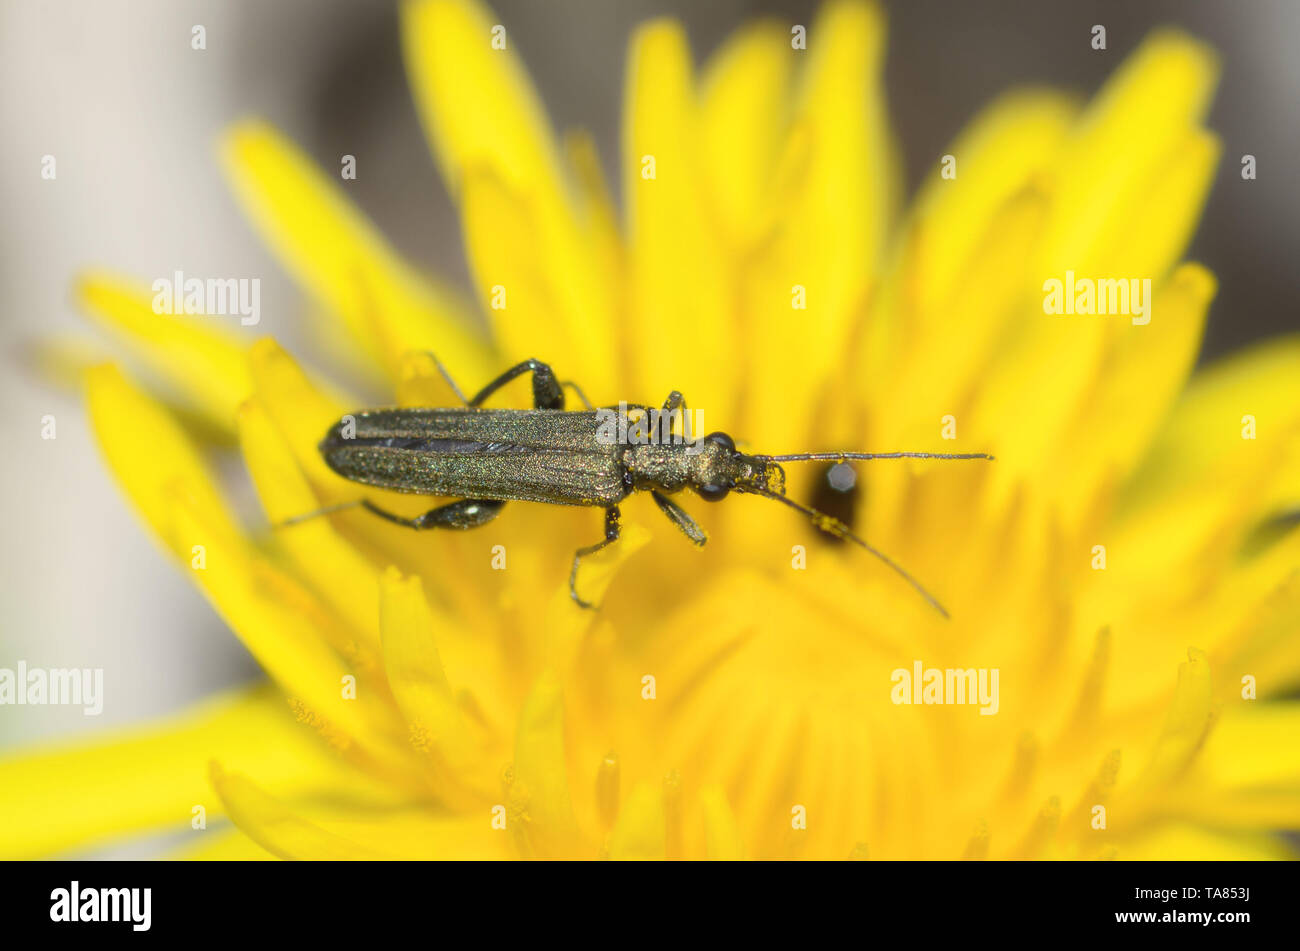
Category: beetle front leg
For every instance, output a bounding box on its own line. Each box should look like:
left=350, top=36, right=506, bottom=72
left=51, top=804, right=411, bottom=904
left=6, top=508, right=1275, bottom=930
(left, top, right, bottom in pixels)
left=569, top=506, right=622, bottom=609
left=651, top=491, right=706, bottom=546
left=660, top=390, right=694, bottom=443
left=361, top=498, right=506, bottom=530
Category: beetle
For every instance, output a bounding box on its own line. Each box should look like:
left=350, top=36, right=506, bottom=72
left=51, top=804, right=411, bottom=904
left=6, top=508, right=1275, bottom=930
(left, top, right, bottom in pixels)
left=293, top=358, right=993, bottom=616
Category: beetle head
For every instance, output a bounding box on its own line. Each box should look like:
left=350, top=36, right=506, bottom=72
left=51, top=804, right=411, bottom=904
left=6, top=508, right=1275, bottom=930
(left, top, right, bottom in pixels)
left=689, top=431, right=786, bottom=502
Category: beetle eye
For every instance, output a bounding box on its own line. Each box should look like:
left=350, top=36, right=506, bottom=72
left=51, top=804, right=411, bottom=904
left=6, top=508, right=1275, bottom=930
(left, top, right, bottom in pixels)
left=704, top=431, right=735, bottom=452
left=698, top=482, right=730, bottom=502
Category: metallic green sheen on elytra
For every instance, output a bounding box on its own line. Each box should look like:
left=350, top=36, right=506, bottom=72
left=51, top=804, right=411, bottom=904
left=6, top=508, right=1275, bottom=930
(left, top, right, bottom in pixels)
left=320, top=408, right=629, bottom=506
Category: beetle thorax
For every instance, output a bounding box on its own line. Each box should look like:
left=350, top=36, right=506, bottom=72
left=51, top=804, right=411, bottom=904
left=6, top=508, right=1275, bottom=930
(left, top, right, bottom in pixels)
left=623, top=443, right=693, bottom=492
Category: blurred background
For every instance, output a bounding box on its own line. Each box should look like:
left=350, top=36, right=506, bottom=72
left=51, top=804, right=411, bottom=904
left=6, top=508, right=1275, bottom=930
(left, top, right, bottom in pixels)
left=1, top=0, right=1297, bottom=754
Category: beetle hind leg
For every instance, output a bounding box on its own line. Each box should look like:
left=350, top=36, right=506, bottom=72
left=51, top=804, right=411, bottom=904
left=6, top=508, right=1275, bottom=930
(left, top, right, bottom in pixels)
left=570, top=506, right=622, bottom=609
left=362, top=498, right=506, bottom=530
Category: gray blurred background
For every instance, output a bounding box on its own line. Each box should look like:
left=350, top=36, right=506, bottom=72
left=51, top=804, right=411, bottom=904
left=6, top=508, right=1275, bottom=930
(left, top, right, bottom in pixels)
left=1, top=0, right=1297, bottom=750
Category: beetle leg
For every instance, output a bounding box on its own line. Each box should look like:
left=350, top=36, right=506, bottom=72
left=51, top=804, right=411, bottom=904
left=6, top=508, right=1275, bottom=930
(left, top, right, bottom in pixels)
left=569, top=506, right=622, bottom=609
left=469, top=359, right=565, bottom=410
left=651, top=491, right=707, bottom=547
left=274, top=499, right=365, bottom=528
left=660, top=390, right=693, bottom=442
left=423, top=352, right=470, bottom=404
left=561, top=380, right=595, bottom=410
left=416, top=352, right=580, bottom=410
left=361, top=498, right=506, bottom=530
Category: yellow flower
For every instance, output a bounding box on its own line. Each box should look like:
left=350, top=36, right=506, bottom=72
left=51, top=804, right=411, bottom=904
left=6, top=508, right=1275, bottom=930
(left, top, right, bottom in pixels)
left=4, top=0, right=1298, bottom=860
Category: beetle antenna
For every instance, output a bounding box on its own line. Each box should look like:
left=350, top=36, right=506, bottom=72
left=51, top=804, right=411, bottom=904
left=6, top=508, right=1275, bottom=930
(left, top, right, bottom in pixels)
left=758, top=451, right=994, bottom=463
left=747, top=488, right=950, bottom=619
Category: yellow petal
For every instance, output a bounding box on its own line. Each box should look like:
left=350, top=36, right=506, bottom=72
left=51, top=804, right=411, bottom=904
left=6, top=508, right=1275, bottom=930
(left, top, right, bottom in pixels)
left=28, top=334, right=246, bottom=451
left=396, top=350, right=468, bottom=408
left=1141, top=648, right=1215, bottom=785
left=965, top=31, right=1220, bottom=506
left=77, top=272, right=254, bottom=433
left=1097, top=127, right=1220, bottom=283
left=208, top=771, right=510, bottom=859
left=508, top=671, right=582, bottom=857
left=165, top=491, right=408, bottom=770
left=1121, top=822, right=1296, bottom=860
left=794, top=0, right=897, bottom=267
left=87, top=365, right=401, bottom=757
left=1193, top=703, right=1300, bottom=791
left=401, top=0, right=614, bottom=393
left=1128, top=334, right=1300, bottom=494
left=401, top=0, right=561, bottom=201
left=171, top=827, right=275, bottom=860
left=700, top=785, right=745, bottom=859
left=86, top=363, right=241, bottom=560
left=859, top=87, right=1073, bottom=424
left=247, top=338, right=352, bottom=493
left=456, top=167, right=571, bottom=392
left=907, top=90, right=1077, bottom=319
left=211, top=763, right=393, bottom=860
left=623, top=19, right=735, bottom=416
left=0, top=686, right=370, bottom=858
left=563, top=129, right=625, bottom=312
left=379, top=567, right=485, bottom=779
left=1030, top=131, right=1220, bottom=502
left=607, top=783, right=666, bottom=860
left=1216, top=536, right=1300, bottom=696
left=859, top=185, right=1049, bottom=490
left=541, top=521, right=652, bottom=672
left=295, top=805, right=512, bottom=859
left=24, top=332, right=108, bottom=393
left=221, top=119, right=492, bottom=383
left=1114, top=335, right=1300, bottom=575
left=238, top=396, right=383, bottom=656
left=698, top=21, right=793, bottom=249
left=750, top=0, right=895, bottom=436
left=1050, top=263, right=1216, bottom=528
left=1040, top=28, right=1219, bottom=273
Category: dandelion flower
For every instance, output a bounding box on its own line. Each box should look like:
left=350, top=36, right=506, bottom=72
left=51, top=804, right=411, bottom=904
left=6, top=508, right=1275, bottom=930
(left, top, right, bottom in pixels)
left=3, top=0, right=1298, bottom=861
